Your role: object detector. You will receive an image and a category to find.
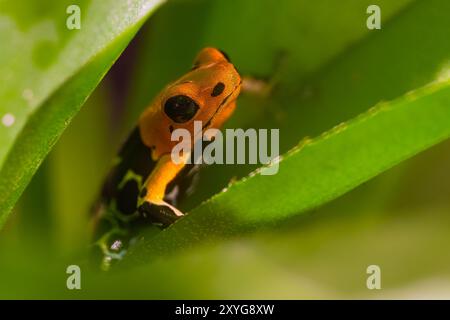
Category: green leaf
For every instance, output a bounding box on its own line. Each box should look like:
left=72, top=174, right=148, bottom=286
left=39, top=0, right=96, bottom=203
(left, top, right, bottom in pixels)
left=0, top=0, right=165, bottom=227
left=126, top=80, right=450, bottom=263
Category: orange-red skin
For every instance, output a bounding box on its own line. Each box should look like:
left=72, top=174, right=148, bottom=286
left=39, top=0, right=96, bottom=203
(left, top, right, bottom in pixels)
left=137, top=48, right=241, bottom=205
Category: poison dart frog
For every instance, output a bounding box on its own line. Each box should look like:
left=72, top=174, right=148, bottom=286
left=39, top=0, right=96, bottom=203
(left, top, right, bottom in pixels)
left=92, top=48, right=241, bottom=267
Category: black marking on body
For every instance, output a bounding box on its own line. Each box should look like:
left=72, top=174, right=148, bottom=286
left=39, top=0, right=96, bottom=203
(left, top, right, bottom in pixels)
left=169, top=125, right=174, bottom=133
left=140, top=187, right=148, bottom=198
left=94, top=125, right=205, bottom=250
left=117, top=180, right=140, bottom=215
left=96, top=125, right=202, bottom=219
left=100, top=127, right=155, bottom=212
left=211, top=82, right=225, bottom=97
left=163, top=139, right=214, bottom=206
left=165, top=163, right=201, bottom=206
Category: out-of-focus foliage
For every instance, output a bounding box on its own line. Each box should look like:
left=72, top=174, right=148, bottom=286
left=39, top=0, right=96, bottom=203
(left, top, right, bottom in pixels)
left=1, top=0, right=450, bottom=299
left=0, top=0, right=165, bottom=227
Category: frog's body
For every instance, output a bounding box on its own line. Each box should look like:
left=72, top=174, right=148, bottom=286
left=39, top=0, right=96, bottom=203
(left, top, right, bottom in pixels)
left=92, top=48, right=241, bottom=267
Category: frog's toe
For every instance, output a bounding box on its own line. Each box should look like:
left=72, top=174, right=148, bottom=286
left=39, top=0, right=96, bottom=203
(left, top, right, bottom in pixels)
left=137, top=201, right=184, bottom=228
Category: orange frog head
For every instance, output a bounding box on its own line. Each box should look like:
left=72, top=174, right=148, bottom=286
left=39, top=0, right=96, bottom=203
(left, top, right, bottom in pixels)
left=138, top=47, right=241, bottom=160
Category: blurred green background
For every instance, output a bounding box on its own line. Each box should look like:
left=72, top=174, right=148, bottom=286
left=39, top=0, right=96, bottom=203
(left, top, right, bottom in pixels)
left=0, top=0, right=450, bottom=298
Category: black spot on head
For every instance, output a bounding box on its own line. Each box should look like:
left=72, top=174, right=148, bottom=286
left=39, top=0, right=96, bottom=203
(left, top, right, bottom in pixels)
left=211, top=82, right=225, bottom=97
left=117, top=180, right=139, bottom=215
left=219, top=49, right=230, bottom=62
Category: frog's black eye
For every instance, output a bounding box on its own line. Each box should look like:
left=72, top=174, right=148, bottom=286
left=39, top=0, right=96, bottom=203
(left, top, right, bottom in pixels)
left=164, top=95, right=199, bottom=123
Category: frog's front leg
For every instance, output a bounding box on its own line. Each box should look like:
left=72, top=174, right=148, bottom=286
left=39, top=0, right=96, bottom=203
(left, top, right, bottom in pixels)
left=137, top=153, right=188, bottom=228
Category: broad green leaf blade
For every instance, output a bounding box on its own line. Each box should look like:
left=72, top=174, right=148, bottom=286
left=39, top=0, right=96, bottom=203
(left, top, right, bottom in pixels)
left=0, top=0, right=165, bottom=227
left=126, top=80, right=450, bottom=263
left=196, top=0, right=450, bottom=209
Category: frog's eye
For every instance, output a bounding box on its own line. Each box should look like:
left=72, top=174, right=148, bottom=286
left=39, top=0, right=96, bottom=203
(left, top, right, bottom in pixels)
left=164, top=95, right=199, bottom=123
